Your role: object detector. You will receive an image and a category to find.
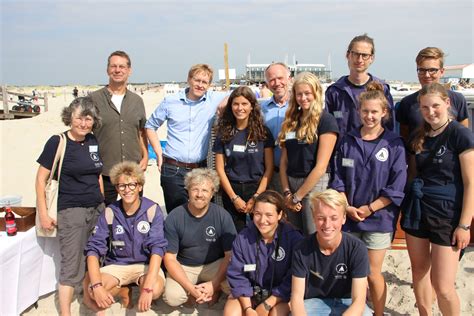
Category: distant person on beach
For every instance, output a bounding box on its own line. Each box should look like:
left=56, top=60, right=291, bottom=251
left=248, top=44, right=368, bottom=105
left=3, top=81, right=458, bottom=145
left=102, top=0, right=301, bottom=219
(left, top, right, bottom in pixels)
left=35, top=97, right=105, bottom=316
left=330, top=82, right=407, bottom=316
left=260, top=62, right=292, bottom=192
left=291, top=189, right=372, bottom=315
left=278, top=72, right=339, bottom=236
left=213, top=86, right=274, bottom=232
left=401, top=83, right=474, bottom=316
left=224, top=191, right=303, bottom=316
left=162, top=168, right=237, bottom=308
left=325, top=34, right=395, bottom=138
left=83, top=161, right=167, bottom=313
left=259, top=82, right=272, bottom=99
left=145, top=64, right=228, bottom=213
left=73, top=87, right=78, bottom=98
left=90, top=51, right=148, bottom=206
left=396, top=47, right=469, bottom=144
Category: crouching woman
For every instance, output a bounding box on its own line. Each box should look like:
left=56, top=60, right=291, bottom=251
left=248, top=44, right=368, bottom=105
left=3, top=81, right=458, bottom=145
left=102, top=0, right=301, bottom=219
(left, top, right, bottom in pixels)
left=83, top=161, right=167, bottom=313
left=224, top=191, right=303, bottom=316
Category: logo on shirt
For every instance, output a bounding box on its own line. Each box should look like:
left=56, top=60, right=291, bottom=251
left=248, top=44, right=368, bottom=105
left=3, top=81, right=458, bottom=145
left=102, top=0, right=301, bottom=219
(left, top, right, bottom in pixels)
left=115, top=225, right=124, bottom=235
left=225, top=148, right=232, bottom=157
left=90, top=152, right=100, bottom=162
left=206, top=226, right=216, bottom=237
left=92, top=225, right=98, bottom=235
left=271, top=246, right=285, bottom=262
left=436, top=145, right=447, bottom=157
left=137, top=221, right=150, bottom=234
left=375, top=148, right=389, bottom=162
left=335, top=263, right=348, bottom=279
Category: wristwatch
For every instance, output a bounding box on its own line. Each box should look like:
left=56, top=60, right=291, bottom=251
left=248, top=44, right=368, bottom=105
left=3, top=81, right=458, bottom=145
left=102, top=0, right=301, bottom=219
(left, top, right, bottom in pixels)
left=263, top=300, right=272, bottom=311
left=457, top=223, right=471, bottom=231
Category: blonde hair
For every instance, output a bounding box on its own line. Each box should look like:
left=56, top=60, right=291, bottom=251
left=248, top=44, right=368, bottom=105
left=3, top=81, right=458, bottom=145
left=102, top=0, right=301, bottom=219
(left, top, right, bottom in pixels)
left=184, top=168, right=220, bottom=193
left=109, top=161, right=145, bottom=186
left=416, top=47, right=445, bottom=68
left=278, top=72, right=323, bottom=145
left=309, top=189, right=347, bottom=214
left=188, top=64, right=214, bottom=83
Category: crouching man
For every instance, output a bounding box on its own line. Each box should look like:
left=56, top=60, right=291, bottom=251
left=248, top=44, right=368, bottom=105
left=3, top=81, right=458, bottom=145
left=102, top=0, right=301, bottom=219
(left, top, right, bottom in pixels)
left=83, top=161, right=167, bottom=313
left=290, top=189, right=372, bottom=315
left=163, top=168, right=237, bottom=307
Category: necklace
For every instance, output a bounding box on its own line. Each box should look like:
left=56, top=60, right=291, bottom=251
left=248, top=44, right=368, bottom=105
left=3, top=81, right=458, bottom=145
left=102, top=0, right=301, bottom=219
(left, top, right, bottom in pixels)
left=430, top=119, right=449, bottom=132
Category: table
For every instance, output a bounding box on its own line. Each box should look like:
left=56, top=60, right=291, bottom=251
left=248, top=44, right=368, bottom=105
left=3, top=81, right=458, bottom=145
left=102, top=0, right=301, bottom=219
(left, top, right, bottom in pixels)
left=0, top=228, right=59, bottom=315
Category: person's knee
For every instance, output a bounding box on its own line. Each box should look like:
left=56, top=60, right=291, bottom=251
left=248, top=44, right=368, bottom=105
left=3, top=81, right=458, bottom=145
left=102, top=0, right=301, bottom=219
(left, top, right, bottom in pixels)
left=432, top=280, right=456, bottom=300
left=163, top=284, right=188, bottom=307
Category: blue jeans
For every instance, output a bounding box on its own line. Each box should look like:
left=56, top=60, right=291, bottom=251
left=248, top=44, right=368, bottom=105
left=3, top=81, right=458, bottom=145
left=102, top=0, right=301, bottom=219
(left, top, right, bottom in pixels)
left=160, top=163, right=189, bottom=214
left=302, top=298, right=373, bottom=315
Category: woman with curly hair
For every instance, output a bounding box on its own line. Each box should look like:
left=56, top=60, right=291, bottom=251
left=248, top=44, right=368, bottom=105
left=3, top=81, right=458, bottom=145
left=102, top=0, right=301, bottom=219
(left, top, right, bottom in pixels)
left=278, top=72, right=339, bottom=235
left=213, top=86, right=274, bottom=232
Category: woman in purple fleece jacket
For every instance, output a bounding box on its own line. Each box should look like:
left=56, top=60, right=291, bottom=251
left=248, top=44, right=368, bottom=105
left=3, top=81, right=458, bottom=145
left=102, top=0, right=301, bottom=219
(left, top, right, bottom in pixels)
left=224, top=191, right=303, bottom=316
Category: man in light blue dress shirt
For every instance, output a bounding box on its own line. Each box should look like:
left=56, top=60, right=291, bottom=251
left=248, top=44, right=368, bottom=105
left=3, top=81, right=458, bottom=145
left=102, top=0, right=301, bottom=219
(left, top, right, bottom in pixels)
left=146, top=64, right=227, bottom=213
left=260, top=62, right=291, bottom=192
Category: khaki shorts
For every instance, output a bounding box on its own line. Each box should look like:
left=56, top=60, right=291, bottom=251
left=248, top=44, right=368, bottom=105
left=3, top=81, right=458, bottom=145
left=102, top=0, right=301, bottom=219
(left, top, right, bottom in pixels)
left=100, top=263, right=165, bottom=287
left=350, top=231, right=393, bottom=250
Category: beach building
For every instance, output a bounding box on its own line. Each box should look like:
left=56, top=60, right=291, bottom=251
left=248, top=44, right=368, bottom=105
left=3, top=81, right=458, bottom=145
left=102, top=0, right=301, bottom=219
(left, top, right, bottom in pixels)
left=245, top=62, right=331, bottom=82
left=443, top=63, right=474, bottom=84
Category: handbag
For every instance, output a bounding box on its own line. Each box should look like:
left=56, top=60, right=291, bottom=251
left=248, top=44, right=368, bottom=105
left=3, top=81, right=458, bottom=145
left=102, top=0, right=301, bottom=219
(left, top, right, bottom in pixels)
left=36, top=133, right=66, bottom=237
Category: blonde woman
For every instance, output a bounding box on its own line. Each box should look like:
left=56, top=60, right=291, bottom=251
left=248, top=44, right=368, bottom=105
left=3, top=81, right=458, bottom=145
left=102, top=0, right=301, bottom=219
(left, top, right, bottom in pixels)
left=278, top=72, right=339, bottom=235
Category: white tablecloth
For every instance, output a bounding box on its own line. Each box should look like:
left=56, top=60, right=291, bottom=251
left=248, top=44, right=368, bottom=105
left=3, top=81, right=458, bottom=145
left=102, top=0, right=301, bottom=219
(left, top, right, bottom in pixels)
left=0, top=228, right=59, bottom=315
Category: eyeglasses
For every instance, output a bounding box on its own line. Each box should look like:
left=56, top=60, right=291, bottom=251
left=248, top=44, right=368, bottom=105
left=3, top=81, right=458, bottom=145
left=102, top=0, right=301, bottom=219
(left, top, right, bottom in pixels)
left=192, top=77, right=210, bottom=86
left=417, top=68, right=440, bottom=75
left=116, top=182, right=138, bottom=191
left=349, top=51, right=372, bottom=61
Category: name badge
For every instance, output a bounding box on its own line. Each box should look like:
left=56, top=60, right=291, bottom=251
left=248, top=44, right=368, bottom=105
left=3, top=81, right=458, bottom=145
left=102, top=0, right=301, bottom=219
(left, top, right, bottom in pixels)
left=285, top=132, right=296, bottom=140
left=333, top=111, right=343, bottom=119
left=89, top=145, right=98, bottom=152
left=233, top=145, right=246, bottom=152
left=244, top=264, right=256, bottom=272
left=111, top=240, right=125, bottom=248
left=342, top=158, right=354, bottom=168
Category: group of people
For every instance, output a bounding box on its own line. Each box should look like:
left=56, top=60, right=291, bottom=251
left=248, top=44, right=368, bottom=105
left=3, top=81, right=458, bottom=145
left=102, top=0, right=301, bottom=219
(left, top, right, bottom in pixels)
left=34, top=33, right=473, bottom=316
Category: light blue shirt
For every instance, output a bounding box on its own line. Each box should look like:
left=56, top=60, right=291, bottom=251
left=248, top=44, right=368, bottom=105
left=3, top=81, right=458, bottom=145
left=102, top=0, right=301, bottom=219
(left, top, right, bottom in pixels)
left=260, top=97, right=289, bottom=167
left=145, top=88, right=227, bottom=163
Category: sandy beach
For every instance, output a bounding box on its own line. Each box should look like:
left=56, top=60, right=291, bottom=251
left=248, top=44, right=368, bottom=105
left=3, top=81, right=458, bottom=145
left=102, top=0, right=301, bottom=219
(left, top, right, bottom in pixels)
left=1, top=86, right=473, bottom=315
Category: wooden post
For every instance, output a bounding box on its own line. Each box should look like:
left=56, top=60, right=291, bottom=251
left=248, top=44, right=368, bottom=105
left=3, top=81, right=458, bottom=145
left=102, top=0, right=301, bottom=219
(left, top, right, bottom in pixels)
left=44, top=93, right=48, bottom=112
left=224, top=43, right=230, bottom=91
left=2, top=85, right=9, bottom=115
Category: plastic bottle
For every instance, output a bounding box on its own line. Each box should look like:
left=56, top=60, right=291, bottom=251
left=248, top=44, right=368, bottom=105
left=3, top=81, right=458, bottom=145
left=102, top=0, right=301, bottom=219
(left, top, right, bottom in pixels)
left=5, top=206, right=17, bottom=236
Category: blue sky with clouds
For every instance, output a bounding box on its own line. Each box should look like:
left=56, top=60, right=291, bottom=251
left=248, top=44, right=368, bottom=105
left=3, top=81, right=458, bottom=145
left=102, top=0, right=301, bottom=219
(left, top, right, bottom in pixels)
left=1, top=0, right=472, bottom=85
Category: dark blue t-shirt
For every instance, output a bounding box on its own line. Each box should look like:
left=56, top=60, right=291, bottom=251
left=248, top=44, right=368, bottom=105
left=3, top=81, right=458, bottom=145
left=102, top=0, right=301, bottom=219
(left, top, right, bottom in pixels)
left=213, top=126, right=274, bottom=183
left=284, top=111, right=339, bottom=177
left=396, top=89, right=469, bottom=139
left=415, top=121, right=474, bottom=219
left=164, top=202, right=237, bottom=266
left=292, top=232, right=369, bottom=299
left=37, top=132, right=104, bottom=210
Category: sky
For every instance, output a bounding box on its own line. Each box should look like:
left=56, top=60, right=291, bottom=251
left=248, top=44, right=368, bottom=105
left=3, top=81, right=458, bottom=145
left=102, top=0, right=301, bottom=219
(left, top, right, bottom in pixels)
left=1, top=0, right=473, bottom=86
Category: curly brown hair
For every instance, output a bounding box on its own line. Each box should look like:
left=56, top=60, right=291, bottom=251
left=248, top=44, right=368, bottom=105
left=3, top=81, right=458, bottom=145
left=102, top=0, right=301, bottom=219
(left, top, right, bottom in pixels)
left=217, top=86, right=268, bottom=142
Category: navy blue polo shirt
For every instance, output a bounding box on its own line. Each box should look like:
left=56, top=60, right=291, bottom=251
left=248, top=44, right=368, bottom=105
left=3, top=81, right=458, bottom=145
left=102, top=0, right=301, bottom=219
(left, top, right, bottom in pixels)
left=37, top=132, right=104, bottom=210
left=213, top=126, right=274, bottom=183
left=284, top=112, right=339, bottom=177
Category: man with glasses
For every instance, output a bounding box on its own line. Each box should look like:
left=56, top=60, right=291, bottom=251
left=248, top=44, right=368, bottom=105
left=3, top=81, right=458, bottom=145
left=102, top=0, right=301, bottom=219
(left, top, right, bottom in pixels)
left=396, top=47, right=469, bottom=143
left=146, top=64, right=228, bottom=213
left=325, top=34, right=395, bottom=138
left=91, top=51, right=148, bottom=205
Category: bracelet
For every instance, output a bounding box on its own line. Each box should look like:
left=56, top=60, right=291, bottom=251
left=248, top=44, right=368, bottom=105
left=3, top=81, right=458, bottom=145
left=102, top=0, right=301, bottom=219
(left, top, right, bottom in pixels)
left=368, top=203, right=375, bottom=214
left=252, top=193, right=260, bottom=200
left=283, top=189, right=292, bottom=196
left=243, top=306, right=253, bottom=312
left=90, top=282, right=103, bottom=290
left=231, top=195, right=240, bottom=203
left=142, top=287, right=153, bottom=293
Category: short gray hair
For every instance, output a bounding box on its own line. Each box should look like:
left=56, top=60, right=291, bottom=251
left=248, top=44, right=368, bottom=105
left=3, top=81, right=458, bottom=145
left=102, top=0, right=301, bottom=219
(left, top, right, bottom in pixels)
left=61, top=96, right=102, bottom=129
left=184, top=168, right=220, bottom=193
